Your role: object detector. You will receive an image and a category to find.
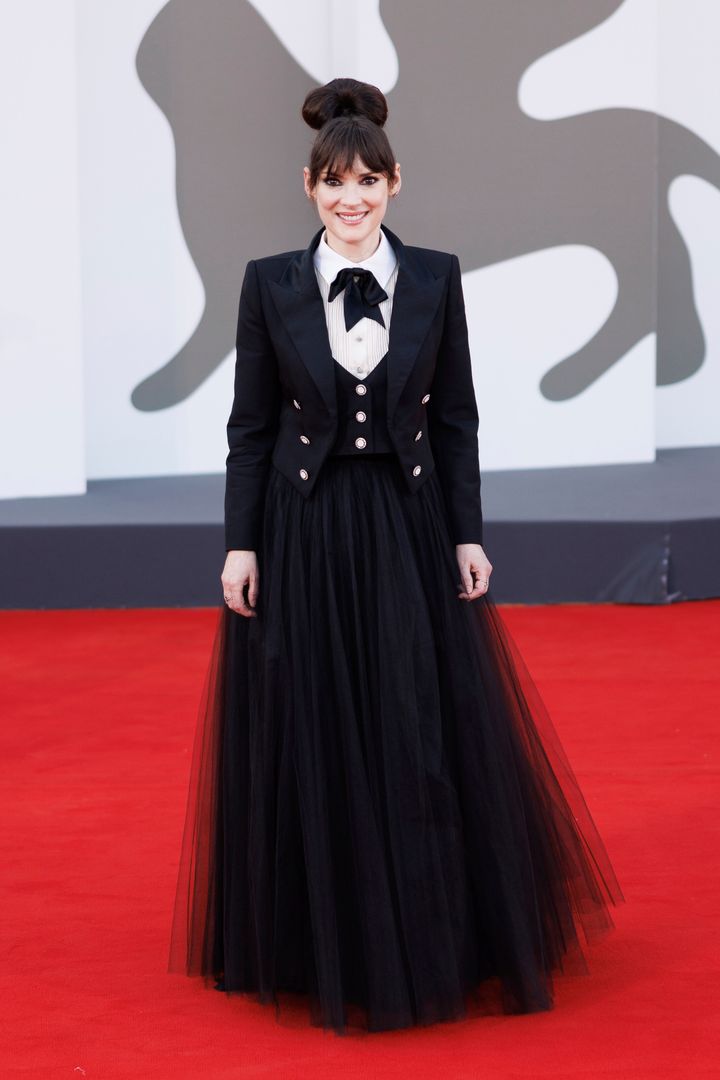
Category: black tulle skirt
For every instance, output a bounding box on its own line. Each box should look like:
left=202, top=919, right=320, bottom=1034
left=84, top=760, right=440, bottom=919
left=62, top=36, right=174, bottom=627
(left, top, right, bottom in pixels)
left=168, top=454, right=624, bottom=1034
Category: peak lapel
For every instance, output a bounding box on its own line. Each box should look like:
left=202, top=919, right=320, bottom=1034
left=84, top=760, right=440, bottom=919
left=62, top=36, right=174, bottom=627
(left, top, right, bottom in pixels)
left=380, top=224, right=447, bottom=422
left=268, top=225, right=337, bottom=414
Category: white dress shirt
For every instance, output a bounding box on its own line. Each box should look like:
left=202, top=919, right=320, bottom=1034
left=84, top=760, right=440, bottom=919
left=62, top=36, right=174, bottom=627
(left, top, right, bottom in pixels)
left=313, top=227, right=399, bottom=379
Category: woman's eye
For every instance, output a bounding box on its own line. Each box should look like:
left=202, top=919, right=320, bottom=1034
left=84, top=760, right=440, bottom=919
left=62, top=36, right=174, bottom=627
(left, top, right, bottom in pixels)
left=322, top=176, right=379, bottom=185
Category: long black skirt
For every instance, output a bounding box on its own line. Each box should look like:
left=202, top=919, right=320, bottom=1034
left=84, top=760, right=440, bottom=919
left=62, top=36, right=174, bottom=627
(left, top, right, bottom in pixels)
left=168, top=454, right=624, bottom=1034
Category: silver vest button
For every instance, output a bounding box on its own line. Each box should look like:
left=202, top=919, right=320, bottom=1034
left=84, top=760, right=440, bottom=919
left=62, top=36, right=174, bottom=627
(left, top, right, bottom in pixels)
left=355, top=383, right=367, bottom=395
left=300, top=434, right=310, bottom=444
left=299, top=468, right=309, bottom=480
left=355, top=410, right=367, bottom=423
left=421, top=393, right=430, bottom=404
left=412, top=465, right=422, bottom=477
left=355, top=437, right=367, bottom=449
left=293, top=398, right=302, bottom=410
left=414, top=429, right=423, bottom=441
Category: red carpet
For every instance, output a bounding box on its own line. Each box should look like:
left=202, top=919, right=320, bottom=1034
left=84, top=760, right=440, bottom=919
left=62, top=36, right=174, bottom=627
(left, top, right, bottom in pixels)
left=1, top=603, right=718, bottom=1079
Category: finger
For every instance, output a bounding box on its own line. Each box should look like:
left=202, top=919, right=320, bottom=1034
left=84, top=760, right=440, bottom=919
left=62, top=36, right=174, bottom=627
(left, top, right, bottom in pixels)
left=227, top=597, right=254, bottom=617
left=223, top=585, right=255, bottom=617
left=234, top=585, right=255, bottom=617
left=247, top=568, right=259, bottom=609
left=457, top=571, right=490, bottom=601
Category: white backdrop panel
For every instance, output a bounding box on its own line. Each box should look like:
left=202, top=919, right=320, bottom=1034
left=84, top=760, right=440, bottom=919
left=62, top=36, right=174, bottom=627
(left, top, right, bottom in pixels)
left=0, top=0, right=85, bottom=498
left=4, top=1, right=717, bottom=498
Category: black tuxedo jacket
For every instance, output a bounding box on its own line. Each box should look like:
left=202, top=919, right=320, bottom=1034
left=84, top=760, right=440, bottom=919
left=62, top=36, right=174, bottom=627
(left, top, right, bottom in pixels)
left=225, top=222, right=483, bottom=551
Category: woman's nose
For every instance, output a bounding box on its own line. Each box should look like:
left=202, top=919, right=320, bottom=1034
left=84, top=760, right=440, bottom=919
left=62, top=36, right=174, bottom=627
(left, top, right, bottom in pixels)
left=340, top=187, right=366, bottom=206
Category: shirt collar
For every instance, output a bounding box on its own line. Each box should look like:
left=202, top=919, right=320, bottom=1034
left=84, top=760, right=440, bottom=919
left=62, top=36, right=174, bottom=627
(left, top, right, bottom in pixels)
left=313, top=225, right=398, bottom=288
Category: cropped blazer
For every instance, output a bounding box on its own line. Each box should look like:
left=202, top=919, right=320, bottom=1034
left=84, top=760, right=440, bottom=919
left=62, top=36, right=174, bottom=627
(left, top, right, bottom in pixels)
left=225, top=221, right=483, bottom=551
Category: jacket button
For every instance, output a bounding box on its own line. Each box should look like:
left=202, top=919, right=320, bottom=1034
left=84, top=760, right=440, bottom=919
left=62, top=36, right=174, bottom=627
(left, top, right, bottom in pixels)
left=414, top=429, right=423, bottom=441
left=355, top=410, right=367, bottom=423
left=355, top=437, right=367, bottom=449
left=299, top=468, right=309, bottom=480
left=412, top=465, right=422, bottom=477
left=421, top=393, right=430, bottom=404
left=293, top=398, right=302, bottom=410
left=355, top=384, right=367, bottom=395
left=300, top=434, right=310, bottom=444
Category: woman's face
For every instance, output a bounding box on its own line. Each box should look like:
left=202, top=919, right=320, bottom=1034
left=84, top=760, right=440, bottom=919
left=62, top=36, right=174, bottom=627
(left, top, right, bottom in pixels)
left=304, top=155, right=401, bottom=257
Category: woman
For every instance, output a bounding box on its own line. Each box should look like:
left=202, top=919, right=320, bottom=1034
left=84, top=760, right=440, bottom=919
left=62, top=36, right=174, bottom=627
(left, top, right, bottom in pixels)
left=168, top=78, right=624, bottom=1035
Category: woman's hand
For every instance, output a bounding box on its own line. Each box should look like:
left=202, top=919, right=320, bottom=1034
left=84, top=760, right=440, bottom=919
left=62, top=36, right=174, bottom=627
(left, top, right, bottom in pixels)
left=455, top=543, right=492, bottom=601
left=221, top=550, right=259, bottom=617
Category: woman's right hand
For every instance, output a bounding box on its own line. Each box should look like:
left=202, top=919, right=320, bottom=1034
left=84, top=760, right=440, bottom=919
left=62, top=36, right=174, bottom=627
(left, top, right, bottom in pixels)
left=221, top=550, right=259, bottom=617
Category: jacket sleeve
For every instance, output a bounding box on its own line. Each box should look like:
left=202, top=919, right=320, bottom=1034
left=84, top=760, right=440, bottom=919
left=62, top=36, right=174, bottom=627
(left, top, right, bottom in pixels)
left=225, top=259, right=281, bottom=551
left=426, top=253, right=484, bottom=546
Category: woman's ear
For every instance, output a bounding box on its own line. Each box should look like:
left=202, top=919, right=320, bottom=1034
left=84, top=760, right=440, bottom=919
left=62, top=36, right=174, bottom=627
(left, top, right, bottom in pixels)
left=390, top=162, right=401, bottom=197
left=303, top=165, right=315, bottom=200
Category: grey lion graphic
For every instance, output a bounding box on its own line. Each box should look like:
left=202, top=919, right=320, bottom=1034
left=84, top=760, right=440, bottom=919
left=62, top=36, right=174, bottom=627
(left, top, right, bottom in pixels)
left=132, top=0, right=720, bottom=411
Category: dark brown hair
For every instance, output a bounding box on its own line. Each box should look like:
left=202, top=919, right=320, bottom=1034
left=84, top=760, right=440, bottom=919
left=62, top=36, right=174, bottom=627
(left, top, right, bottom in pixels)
left=301, top=78, right=397, bottom=191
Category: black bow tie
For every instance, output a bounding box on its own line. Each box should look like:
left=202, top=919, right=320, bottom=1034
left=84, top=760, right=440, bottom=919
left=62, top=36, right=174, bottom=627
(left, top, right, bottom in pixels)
left=327, top=267, right=388, bottom=332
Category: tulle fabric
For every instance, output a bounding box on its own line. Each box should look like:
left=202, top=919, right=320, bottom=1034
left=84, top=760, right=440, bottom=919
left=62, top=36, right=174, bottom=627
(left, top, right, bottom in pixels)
left=168, top=455, right=624, bottom=1034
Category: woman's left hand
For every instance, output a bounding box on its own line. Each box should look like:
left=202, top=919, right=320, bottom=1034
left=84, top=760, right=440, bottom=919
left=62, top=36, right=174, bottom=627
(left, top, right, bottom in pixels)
left=456, top=543, right=492, bottom=601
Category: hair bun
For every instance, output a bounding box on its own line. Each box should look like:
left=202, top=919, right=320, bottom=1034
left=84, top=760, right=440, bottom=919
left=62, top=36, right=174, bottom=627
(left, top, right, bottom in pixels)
left=302, top=78, right=388, bottom=131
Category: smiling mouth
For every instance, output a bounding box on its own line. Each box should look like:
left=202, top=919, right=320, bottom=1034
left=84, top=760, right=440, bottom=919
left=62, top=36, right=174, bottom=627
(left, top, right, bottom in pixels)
left=337, top=211, right=369, bottom=223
